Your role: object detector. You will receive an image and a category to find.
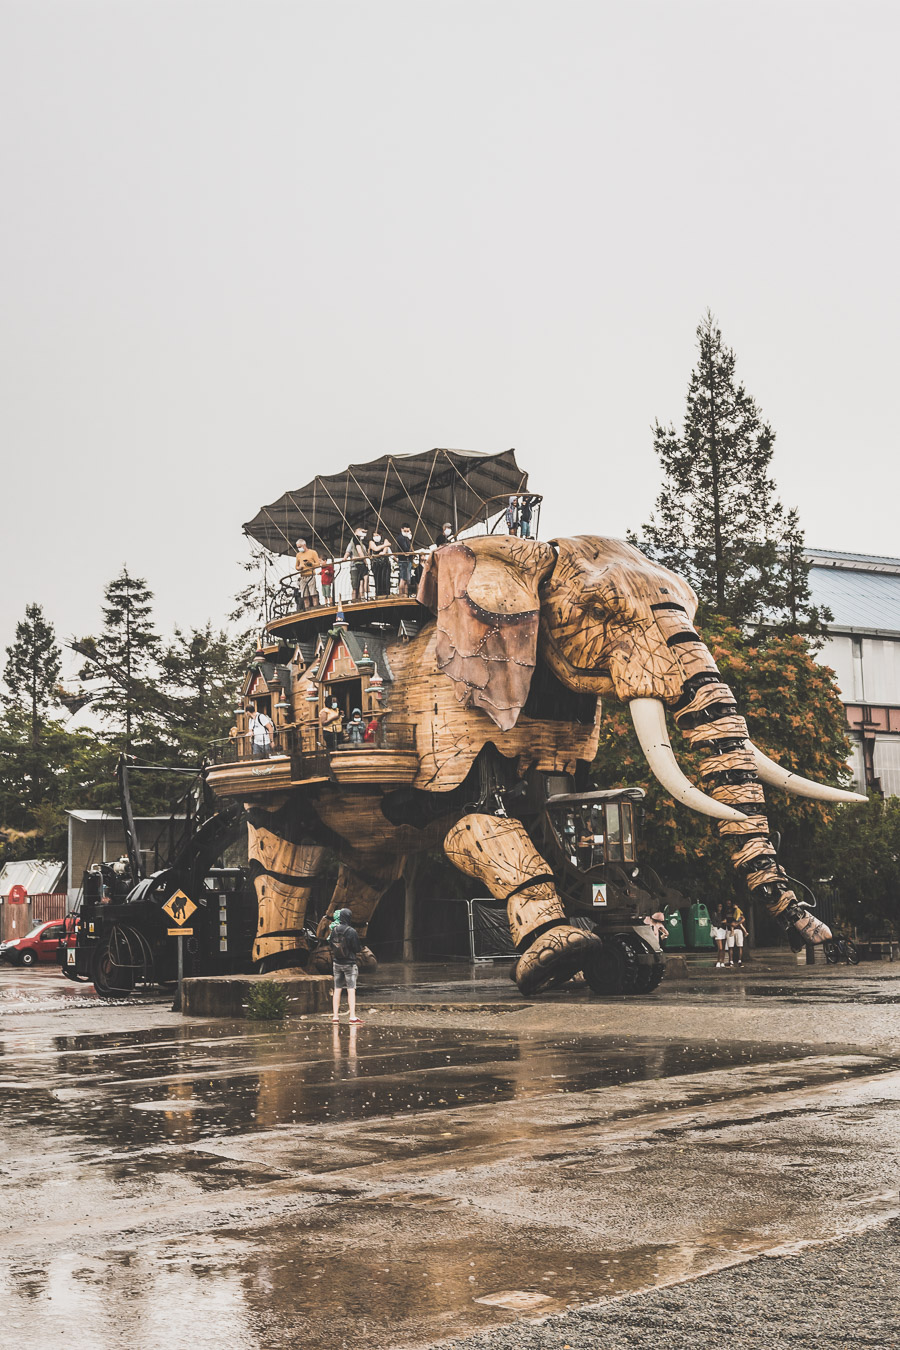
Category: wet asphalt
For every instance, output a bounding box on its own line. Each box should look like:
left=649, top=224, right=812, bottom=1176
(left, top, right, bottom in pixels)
left=2, top=956, right=900, bottom=1349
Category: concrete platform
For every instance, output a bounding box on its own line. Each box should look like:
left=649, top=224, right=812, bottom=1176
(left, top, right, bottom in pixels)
left=181, top=970, right=331, bottom=1018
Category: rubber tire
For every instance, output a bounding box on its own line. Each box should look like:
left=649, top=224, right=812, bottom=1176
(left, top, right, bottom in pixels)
left=845, top=940, right=860, bottom=966
left=582, top=934, right=641, bottom=995
left=92, top=943, right=136, bottom=998
left=824, top=940, right=839, bottom=964
left=20, top=950, right=37, bottom=967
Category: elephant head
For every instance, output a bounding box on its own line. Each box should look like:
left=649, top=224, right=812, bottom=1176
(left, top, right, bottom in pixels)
left=419, top=534, right=865, bottom=942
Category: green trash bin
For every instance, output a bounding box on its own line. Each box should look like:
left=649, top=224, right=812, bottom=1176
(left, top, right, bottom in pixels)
left=684, top=901, right=714, bottom=949
left=661, top=905, right=685, bottom=950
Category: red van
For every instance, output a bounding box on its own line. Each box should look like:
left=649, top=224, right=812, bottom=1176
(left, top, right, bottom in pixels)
left=0, top=919, right=70, bottom=966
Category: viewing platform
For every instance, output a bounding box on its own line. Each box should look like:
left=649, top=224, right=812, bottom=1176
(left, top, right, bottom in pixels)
left=204, top=722, right=419, bottom=798
left=265, top=594, right=424, bottom=643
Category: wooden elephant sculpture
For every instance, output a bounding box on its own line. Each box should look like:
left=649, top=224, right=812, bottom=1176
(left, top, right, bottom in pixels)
left=228, top=535, right=863, bottom=995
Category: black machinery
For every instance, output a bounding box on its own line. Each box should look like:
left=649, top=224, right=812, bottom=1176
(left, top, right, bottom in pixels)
left=60, top=757, right=256, bottom=997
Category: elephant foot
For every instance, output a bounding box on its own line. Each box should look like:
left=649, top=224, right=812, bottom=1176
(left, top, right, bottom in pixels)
left=256, top=947, right=309, bottom=974
left=357, top=944, right=377, bottom=970
left=514, top=925, right=601, bottom=996
left=784, top=902, right=832, bottom=946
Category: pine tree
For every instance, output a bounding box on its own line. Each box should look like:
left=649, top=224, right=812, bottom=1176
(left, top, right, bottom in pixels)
left=639, top=311, right=824, bottom=634
left=75, top=568, right=161, bottom=752
left=3, top=603, right=62, bottom=745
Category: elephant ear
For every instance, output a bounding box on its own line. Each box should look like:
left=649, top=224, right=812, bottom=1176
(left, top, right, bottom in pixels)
left=417, top=537, right=556, bottom=731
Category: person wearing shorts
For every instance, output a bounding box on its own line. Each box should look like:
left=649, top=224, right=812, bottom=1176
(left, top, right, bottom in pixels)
left=327, top=907, right=363, bottom=1022
left=725, top=904, right=748, bottom=967
left=711, top=904, right=728, bottom=967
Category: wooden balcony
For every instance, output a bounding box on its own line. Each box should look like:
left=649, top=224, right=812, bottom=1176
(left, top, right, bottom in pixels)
left=205, top=723, right=418, bottom=798
left=265, top=594, right=423, bottom=642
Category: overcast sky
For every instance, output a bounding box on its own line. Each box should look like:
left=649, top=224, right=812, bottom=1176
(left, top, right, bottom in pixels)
left=2, top=0, right=897, bottom=671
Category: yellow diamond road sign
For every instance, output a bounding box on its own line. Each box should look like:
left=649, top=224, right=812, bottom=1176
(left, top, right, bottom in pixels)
left=163, top=890, right=196, bottom=925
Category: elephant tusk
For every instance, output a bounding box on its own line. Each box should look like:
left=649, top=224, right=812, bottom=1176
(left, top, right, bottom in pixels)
left=629, top=698, right=748, bottom=822
left=748, top=743, right=867, bottom=804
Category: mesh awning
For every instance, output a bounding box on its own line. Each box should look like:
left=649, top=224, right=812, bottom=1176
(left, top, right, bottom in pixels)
left=242, top=448, right=529, bottom=557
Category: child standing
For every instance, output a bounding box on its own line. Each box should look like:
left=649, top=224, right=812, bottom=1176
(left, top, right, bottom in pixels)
left=327, top=907, right=363, bottom=1023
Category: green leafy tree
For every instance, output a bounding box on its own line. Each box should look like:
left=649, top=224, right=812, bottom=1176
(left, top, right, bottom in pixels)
left=638, top=312, right=826, bottom=635
left=229, top=542, right=273, bottom=660
left=593, top=619, right=853, bottom=923
left=0, top=707, right=116, bottom=864
left=75, top=568, right=161, bottom=752
left=821, top=797, right=900, bottom=937
left=160, top=623, right=237, bottom=757
left=3, top=603, right=62, bottom=745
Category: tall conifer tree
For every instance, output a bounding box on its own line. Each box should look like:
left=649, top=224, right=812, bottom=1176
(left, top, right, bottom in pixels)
left=639, top=311, right=824, bottom=634
left=3, top=603, right=61, bottom=745
left=76, top=568, right=161, bottom=751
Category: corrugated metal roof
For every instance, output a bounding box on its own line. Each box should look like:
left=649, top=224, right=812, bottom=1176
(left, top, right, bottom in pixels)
left=0, top=859, right=65, bottom=897
left=66, top=811, right=184, bottom=823
left=807, top=547, right=900, bottom=575
left=809, top=562, right=900, bottom=635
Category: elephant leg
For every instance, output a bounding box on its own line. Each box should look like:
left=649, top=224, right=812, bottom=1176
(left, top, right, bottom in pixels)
left=443, top=813, right=600, bottom=995
left=248, top=816, right=326, bottom=971
left=310, top=863, right=392, bottom=972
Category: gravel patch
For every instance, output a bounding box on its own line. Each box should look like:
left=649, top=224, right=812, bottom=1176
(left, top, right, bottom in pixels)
left=436, top=1218, right=900, bottom=1349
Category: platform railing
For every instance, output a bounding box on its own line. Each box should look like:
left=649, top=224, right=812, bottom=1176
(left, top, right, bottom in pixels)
left=332, top=721, right=416, bottom=752
left=207, top=720, right=416, bottom=768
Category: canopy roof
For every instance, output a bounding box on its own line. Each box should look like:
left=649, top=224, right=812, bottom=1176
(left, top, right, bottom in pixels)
left=243, top=447, right=529, bottom=557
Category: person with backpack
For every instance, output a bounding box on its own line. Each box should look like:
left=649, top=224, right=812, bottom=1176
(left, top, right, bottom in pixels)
left=327, top=907, right=363, bottom=1022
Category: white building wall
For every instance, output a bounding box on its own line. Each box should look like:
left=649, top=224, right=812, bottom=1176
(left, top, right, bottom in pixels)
left=873, top=738, right=900, bottom=797
left=860, top=639, right=900, bottom=705
left=820, top=635, right=860, bottom=701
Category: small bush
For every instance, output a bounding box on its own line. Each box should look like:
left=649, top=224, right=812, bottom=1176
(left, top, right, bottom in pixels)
left=245, top=979, right=288, bottom=1021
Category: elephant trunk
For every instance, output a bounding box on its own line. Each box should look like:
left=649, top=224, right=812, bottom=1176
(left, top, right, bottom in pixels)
left=670, top=671, right=828, bottom=939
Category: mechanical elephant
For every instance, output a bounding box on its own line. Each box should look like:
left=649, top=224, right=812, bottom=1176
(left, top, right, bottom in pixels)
left=411, top=533, right=863, bottom=992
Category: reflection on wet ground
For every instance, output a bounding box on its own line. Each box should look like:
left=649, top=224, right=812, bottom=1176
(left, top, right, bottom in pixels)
left=3, top=961, right=900, bottom=1349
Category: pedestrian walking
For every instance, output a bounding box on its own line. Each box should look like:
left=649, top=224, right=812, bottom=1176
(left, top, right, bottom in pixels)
left=327, top=907, right=363, bottom=1023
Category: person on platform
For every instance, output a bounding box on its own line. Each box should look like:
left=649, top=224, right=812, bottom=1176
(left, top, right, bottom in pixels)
left=505, top=496, right=519, bottom=535
left=327, top=907, right=363, bottom=1023
left=294, top=538, right=323, bottom=610
left=319, top=557, right=335, bottom=605
left=344, top=528, right=370, bottom=602
left=319, top=697, right=343, bottom=750
left=345, top=708, right=366, bottom=745
left=396, top=525, right=417, bottom=596
left=437, top=522, right=456, bottom=547
left=364, top=713, right=379, bottom=744
left=518, top=494, right=537, bottom=538
left=248, top=706, right=274, bottom=759
left=368, top=531, right=392, bottom=597
left=410, top=553, right=424, bottom=592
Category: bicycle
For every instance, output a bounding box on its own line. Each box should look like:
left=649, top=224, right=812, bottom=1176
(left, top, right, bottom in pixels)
left=823, top=934, right=860, bottom=966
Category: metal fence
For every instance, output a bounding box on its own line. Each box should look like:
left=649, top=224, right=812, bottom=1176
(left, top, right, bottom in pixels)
left=29, top=893, right=68, bottom=922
